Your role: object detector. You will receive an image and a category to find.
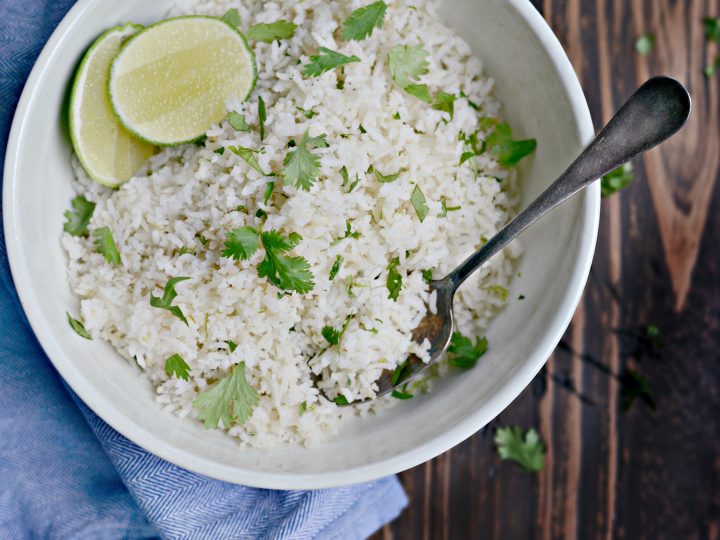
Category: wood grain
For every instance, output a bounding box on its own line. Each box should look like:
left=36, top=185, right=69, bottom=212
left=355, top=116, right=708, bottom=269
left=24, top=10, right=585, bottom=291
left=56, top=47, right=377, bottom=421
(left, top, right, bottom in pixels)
left=371, top=0, right=720, bottom=538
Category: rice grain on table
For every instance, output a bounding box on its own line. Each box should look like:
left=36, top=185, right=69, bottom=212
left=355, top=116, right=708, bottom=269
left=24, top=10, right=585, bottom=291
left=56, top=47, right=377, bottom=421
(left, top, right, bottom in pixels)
left=61, top=0, right=522, bottom=448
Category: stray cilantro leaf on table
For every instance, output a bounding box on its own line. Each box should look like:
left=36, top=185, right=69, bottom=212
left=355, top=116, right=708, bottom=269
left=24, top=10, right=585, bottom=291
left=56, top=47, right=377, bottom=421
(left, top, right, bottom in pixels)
left=220, top=8, right=241, bottom=27
left=340, top=1, right=387, bottom=41
left=635, top=33, right=655, bottom=55
left=704, top=17, right=720, bottom=41
left=222, top=226, right=260, bottom=260
left=228, top=145, right=271, bottom=176
left=601, top=162, right=634, bottom=197
left=150, top=276, right=191, bottom=325
left=164, top=353, right=191, bottom=381
left=246, top=20, right=297, bottom=42
left=386, top=257, right=402, bottom=301
left=388, top=44, right=430, bottom=101
left=480, top=117, right=537, bottom=168
left=620, top=368, right=656, bottom=412
left=193, top=362, right=259, bottom=428
left=303, top=47, right=360, bottom=77
left=494, top=426, right=546, bottom=472
left=447, top=331, right=487, bottom=369
left=411, top=185, right=429, bottom=222
left=92, top=227, right=121, bottom=265
left=67, top=313, right=92, bottom=339
left=227, top=111, right=250, bottom=132
left=281, top=130, right=328, bottom=190
left=63, top=196, right=95, bottom=236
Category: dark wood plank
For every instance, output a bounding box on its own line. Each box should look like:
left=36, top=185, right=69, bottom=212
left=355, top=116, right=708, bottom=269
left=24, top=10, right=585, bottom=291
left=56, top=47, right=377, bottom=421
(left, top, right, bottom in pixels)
left=372, top=0, right=720, bottom=538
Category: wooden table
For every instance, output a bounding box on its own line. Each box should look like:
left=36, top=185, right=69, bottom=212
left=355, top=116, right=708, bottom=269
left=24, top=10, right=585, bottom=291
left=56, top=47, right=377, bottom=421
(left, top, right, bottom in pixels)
left=373, top=1, right=720, bottom=538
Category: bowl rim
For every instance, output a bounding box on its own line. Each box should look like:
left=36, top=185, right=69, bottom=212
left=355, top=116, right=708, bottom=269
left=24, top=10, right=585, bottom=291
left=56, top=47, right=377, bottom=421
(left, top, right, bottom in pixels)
left=3, top=0, right=599, bottom=489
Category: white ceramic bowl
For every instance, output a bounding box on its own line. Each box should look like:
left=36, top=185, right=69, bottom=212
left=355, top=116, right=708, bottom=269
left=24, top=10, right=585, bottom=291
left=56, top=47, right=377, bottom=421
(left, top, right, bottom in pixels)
left=3, top=0, right=598, bottom=489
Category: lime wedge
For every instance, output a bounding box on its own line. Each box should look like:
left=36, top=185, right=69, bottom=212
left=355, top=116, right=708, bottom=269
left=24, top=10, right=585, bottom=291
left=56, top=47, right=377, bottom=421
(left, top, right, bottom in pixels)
left=108, top=16, right=257, bottom=146
left=69, top=23, right=156, bottom=188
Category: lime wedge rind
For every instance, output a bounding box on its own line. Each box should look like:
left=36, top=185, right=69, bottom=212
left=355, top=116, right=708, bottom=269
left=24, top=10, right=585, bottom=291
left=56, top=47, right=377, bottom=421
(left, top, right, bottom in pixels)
left=108, top=16, right=258, bottom=147
left=69, top=22, right=156, bottom=188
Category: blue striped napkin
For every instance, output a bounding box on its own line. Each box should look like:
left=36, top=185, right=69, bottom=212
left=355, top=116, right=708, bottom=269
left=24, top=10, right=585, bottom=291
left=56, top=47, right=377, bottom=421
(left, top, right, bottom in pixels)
left=0, top=1, right=408, bottom=538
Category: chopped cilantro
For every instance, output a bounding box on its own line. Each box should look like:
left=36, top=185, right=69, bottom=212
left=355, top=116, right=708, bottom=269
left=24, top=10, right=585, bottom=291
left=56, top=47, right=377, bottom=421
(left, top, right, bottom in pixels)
left=411, top=185, right=428, bottom=222
left=220, top=8, right=241, bottom=27
left=374, top=168, right=404, bottom=183
left=331, top=220, right=361, bottom=245
left=226, top=340, right=238, bottom=352
left=340, top=166, right=349, bottom=187
left=388, top=43, right=429, bottom=90
left=635, top=33, right=655, bottom=55
left=164, top=353, right=191, bottom=381
left=340, top=1, right=387, bottom=41
left=228, top=145, right=271, bottom=176
left=329, top=254, right=344, bottom=280
left=705, top=17, right=720, bottom=41
left=359, top=124, right=367, bottom=134
left=437, top=198, right=461, bottom=217
left=392, top=385, right=414, bottom=400
left=246, top=20, right=297, bottom=42
left=405, top=83, right=432, bottom=103
left=322, top=326, right=341, bottom=345
left=334, top=395, right=350, bottom=405
left=258, top=230, right=315, bottom=293
left=393, top=111, right=401, bottom=120
left=298, top=401, right=308, bottom=415
left=432, top=91, right=456, bottom=118
left=601, top=162, right=634, bottom=197
left=150, top=277, right=191, bottom=326
left=386, top=257, right=402, bottom=301
left=197, top=234, right=209, bottom=246
left=297, top=107, right=317, bottom=119
left=391, top=360, right=412, bottom=386
left=264, top=181, right=275, bottom=205
left=347, top=175, right=361, bottom=192
left=258, top=96, right=266, bottom=141
left=485, top=284, right=509, bottom=302
left=67, top=313, right=91, bottom=339
left=92, top=227, right=121, bottom=265
left=494, top=426, right=546, bottom=472
left=63, top=196, right=95, bottom=236
left=281, top=130, right=328, bottom=190
left=214, top=147, right=225, bottom=155
left=620, top=368, right=656, bottom=411
left=222, top=226, right=260, bottom=260
left=518, top=294, right=525, bottom=300
left=193, top=362, right=259, bottom=428
left=480, top=118, right=537, bottom=167
left=447, top=331, right=487, bottom=368
left=227, top=111, right=250, bottom=131
left=303, top=48, right=360, bottom=77
left=421, top=269, right=433, bottom=282
left=255, top=208, right=268, bottom=219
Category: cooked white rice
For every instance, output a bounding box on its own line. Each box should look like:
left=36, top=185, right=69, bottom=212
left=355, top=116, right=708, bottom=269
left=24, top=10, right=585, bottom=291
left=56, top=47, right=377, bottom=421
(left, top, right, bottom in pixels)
left=62, top=0, right=522, bottom=447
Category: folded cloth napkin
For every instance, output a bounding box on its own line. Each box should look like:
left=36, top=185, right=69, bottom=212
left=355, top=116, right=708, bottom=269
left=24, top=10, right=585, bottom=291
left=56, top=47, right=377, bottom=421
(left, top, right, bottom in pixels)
left=0, top=1, right=408, bottom=538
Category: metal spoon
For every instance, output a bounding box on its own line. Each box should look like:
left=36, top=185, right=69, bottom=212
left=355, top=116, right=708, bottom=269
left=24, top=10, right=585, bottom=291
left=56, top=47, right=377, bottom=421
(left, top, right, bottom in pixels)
left=326, top=76, right=691, bottom=404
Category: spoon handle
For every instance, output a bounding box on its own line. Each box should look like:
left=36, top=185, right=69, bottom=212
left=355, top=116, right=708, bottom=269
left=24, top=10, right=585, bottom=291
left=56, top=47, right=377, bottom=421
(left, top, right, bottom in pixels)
left=443, top=76, right=691, bottom=291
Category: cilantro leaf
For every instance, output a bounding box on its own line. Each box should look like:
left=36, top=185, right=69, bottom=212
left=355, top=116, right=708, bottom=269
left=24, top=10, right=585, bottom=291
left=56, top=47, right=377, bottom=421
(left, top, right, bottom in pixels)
left=226, top=340, right=238, bottom=352
left=329, top=254, right=344, bottom=280
left=150, top=276, right=191, bottom=326
left=635, top=34, right=655, bottom=55
left=386, top=257, right=402, bottom=301
left=447, top=331, right=487, bottom=368
left=432, top=91, right=456, bottom=119
left=391, top=360, right=412, bottom=386
left=330, top=220, right=361, bottom=246
left=303, top=47, right=360, bottom=77
left=411, top=185, right=428, bottom=222
left=480, top=118, right=537, bottom=167
left=227, top=111, right=250, bottom=132
left=67, top=312, right=91, bottom=339
left=421, top=269, right=433, bottom=282
left=263, top=181, right=275, bottom=205
left=437, top=198, right=461, bottom=218
left=63, top=196, right=95, bottom=236
left=340, top=1, right=387, bottom=41
left=281, top=130, right=328, bottom=190
left=228, top=145, right=271, bottom=176
left=405, top=84, right=432, bottom=103
left=494, top=426, right=546, bottom=472
left=601, top=162, right=634, bottom=197
left=620, top=369, right=656, bottom=412
left=388, top=44, right=429, bottom=88
left=164, top=353, right=191, bottom=381
left=222, top=226, right=260, bottom=260
left=258, top=96, right=266, bottom=141
left=258, top=230, right=315, bottom=293
left=220, top=8, right=241, bottom=27
left=334, top=395, right=350, bottom=405
left=374, top=168, right=404, bottom=183
left=92, top=227, right=121, bottom=265
left=704, top=17, right=720, bottom=41
left=322, top=326, right=341, bottom=345
left=193, top=362, right=259, bottom=428
left=340, top=166, right=349, bottom=187
left=297, top=107, right=317, bottom=119
left=392, top=385, right=413, bottom=400
left=246, top=20, right=297, bottom=42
